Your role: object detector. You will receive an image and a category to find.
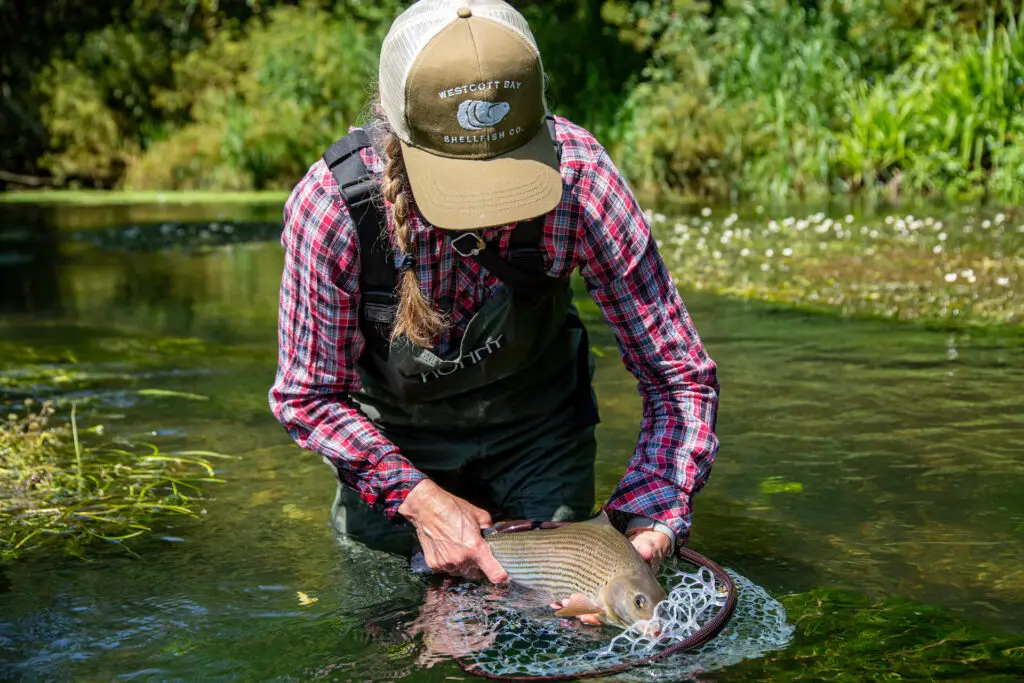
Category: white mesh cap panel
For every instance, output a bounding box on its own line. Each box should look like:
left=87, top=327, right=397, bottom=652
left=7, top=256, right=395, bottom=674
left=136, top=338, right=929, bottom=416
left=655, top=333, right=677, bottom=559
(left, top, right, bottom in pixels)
left=379, top=0, right=544, bottom=143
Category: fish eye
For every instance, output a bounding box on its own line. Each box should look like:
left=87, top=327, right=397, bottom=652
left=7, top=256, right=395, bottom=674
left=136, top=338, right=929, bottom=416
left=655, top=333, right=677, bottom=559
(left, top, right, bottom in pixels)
left=634, top=594, right=647, bottom=610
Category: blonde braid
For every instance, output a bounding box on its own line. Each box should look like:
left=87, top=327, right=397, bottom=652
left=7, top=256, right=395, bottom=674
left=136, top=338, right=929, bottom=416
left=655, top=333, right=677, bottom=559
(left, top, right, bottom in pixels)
left=380, top=131, right=449, bottom=347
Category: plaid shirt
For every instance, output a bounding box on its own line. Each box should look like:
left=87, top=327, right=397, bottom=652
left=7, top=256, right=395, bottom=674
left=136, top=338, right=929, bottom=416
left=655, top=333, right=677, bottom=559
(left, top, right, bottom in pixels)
left=269, top=116, right=719, bottom=544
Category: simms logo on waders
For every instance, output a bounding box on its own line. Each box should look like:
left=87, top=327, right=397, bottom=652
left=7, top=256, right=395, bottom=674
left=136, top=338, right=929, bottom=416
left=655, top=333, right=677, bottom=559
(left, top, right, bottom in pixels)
left=419, top=334, right=504, bottom=383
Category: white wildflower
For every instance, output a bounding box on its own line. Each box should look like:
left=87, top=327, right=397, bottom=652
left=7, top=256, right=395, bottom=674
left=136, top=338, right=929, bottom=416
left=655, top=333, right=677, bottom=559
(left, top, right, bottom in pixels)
left=782, top=248, right=793, bottom=257
left=944, top=273, right=958, bottom=283
left=701, top=207, right=712, bottom=217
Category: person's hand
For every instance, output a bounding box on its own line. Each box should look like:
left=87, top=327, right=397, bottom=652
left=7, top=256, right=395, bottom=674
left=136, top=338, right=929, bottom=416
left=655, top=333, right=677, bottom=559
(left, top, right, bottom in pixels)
left=629, top=528, right=673, bottom=571
left=398, top=479, right=509, bottom=584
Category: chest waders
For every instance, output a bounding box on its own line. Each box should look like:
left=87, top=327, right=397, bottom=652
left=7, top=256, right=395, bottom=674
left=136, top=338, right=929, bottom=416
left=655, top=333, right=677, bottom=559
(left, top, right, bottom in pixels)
left=322, top=116, right=600, bottom=558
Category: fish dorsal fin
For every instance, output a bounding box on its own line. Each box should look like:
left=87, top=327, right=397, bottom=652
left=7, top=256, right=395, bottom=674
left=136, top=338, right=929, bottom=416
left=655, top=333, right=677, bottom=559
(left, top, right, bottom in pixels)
left=554, top=593, right=604, bottom=618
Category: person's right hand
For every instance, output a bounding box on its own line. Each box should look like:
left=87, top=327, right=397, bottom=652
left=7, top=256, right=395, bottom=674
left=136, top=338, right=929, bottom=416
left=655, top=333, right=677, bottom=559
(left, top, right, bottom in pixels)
left=397, top=479, right=509, bottom=584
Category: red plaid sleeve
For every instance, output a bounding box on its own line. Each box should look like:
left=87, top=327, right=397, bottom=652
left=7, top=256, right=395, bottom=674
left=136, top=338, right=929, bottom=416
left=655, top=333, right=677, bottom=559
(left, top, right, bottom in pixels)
left=268, top=162, right=426, bottom=519
left=568, top=135, right=720, bottom=545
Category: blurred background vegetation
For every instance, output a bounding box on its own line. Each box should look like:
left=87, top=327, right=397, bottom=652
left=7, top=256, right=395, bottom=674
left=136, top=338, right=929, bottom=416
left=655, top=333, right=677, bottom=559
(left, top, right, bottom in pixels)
left=3, top=0, right=1024, bottom=204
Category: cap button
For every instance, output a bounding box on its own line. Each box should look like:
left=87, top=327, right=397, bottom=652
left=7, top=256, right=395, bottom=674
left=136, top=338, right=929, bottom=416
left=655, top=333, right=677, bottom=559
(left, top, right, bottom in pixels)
left=457, top=7, right=472, bottom=18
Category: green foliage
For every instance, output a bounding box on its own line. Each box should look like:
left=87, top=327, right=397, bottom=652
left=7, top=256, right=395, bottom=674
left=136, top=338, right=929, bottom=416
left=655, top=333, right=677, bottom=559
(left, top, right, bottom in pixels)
left=608, top=1, right=854, bottom=201
left=835, top=2, right=1024, bottom=202
left=7, top=0, right=1024, bottom=202
left=519, top=1, right=646, bottom=140
left=35, top=58, right=138, bottom=187
left=126, top=2, right=383, bottom=191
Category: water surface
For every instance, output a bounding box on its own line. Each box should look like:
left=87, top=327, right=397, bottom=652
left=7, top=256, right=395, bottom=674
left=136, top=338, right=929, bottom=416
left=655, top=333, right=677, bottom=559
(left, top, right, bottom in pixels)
left=0, top=202, right=1021, bottom=681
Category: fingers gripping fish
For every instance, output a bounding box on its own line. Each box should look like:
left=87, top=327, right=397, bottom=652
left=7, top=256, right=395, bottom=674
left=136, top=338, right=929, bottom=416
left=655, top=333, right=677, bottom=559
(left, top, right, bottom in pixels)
left=482, top=510, right=668, bottom=630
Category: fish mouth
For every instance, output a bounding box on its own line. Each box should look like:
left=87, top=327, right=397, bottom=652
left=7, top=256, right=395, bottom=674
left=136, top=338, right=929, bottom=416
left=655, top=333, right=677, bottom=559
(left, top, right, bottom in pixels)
left=633, top=618, right=663, bottom=639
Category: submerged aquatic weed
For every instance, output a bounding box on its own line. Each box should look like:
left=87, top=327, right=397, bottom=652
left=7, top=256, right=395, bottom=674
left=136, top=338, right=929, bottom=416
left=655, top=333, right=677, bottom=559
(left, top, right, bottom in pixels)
left=0, top=399, right=230, bottom=562
left=651, top=206, right=1023, bottom=328
left=723, top=588, right=1024, bottom=681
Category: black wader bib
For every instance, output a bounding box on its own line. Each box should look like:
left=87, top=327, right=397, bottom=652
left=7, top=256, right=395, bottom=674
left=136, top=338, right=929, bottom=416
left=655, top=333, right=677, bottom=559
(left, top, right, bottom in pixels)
left=322, top=123, right=599, bottom=558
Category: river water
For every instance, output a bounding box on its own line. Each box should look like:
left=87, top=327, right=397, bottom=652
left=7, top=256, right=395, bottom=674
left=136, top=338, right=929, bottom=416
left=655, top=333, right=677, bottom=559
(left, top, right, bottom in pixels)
left=0, top=202, right=1021, bottom=681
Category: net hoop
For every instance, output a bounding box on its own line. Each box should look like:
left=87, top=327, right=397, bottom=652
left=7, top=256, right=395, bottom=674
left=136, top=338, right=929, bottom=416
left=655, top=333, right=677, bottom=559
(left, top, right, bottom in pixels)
left=446, top=520, right=739, bottom=682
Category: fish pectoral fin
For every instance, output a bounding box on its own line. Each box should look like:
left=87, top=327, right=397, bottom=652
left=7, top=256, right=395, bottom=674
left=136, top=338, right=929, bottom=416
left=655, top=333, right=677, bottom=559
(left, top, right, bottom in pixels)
left=554, top=593, right=604, bottom=618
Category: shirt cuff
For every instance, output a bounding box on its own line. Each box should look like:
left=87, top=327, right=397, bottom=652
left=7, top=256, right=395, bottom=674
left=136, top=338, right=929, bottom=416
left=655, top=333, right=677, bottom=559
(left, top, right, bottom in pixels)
left=605, top=469, right=693, bottom=544
left=362, top=452, right=428, bottom=521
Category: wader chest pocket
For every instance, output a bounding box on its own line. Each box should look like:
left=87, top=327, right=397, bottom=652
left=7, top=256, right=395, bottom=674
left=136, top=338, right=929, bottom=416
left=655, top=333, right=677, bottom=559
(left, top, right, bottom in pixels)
left=362, top=290, right=396, bottom=325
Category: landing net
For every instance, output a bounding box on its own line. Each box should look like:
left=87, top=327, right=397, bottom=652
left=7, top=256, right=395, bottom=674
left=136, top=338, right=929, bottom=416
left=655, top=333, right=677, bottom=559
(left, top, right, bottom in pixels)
left=439, top=550, right=794, bottom=681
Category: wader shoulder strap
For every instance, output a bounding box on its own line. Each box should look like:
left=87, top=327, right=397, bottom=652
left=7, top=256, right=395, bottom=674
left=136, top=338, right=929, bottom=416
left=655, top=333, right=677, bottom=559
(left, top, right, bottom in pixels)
left=322, top=130, right=396, bottom=357
left=450, top=214, right=560, bottom=296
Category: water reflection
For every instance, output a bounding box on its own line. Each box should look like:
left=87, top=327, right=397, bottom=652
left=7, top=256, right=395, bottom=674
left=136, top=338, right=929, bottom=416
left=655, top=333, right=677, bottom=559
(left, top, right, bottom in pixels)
left=0, top=204, right=63, bottom=315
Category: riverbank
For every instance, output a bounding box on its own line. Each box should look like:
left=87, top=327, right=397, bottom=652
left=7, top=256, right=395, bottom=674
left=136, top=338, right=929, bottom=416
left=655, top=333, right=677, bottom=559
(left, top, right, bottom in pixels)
left=0, top=190, right=290, bottom=205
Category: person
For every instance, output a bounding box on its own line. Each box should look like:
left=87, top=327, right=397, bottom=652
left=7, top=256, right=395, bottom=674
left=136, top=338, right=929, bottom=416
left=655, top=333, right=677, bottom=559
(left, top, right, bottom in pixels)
left=268, top=0, right=720, bottom=609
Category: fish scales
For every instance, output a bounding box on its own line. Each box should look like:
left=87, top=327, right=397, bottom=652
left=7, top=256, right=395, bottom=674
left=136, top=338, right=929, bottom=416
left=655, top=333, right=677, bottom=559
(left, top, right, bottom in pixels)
left=485, top=518, right=649, bottom=600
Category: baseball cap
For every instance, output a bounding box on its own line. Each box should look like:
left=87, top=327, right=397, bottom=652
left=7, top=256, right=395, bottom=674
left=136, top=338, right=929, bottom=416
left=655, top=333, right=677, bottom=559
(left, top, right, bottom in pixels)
left=378, top=0, right=563, bottom=231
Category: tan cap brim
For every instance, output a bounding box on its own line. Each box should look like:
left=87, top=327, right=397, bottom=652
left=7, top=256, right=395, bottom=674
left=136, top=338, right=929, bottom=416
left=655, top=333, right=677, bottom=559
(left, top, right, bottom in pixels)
left=401, top=125, right=563, bottom=231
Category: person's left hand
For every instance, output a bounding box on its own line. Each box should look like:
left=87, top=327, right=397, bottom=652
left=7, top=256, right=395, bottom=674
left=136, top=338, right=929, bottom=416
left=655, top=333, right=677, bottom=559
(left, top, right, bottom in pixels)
left=628, top=529, right=673, bottom=572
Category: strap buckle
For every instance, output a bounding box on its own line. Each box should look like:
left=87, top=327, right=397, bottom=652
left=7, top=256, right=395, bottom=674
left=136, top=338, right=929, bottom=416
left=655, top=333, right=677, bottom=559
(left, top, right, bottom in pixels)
left=450, top=231, right=485, bottom=258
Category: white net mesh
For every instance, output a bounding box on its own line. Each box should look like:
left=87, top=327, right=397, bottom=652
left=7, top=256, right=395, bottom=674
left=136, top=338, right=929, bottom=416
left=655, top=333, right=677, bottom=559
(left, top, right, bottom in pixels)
left=379, top=0, right=543, bottom=142
left=438, top=559, right=795, bottom=680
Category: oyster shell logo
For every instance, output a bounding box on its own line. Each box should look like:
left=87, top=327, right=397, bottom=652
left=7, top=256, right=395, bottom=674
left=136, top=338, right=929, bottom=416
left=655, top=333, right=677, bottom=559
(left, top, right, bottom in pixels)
left=457, top=100, right=511, bottom=131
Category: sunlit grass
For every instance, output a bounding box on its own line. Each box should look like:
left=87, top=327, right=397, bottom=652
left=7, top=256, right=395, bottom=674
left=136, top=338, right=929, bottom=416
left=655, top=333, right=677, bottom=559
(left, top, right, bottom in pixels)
left=0, top=399, right=232, bottom=562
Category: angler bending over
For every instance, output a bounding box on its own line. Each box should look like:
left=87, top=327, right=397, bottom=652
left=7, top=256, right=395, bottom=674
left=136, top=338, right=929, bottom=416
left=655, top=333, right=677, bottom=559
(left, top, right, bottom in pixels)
left=268, top=0, right=720, bottom=608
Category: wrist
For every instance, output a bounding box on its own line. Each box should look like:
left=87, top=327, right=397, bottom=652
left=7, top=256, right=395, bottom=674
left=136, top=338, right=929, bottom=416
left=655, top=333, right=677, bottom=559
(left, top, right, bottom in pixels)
left=624, top=515, right=677, bottom=548
left=397, top=477, right=436, bottom=523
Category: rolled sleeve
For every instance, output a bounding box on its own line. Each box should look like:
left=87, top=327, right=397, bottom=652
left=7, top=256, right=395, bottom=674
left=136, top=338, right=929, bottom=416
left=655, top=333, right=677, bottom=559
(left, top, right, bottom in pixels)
left=574, top=146, right=720, bottom=544
left=268, top=161, right=424, bottom=519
